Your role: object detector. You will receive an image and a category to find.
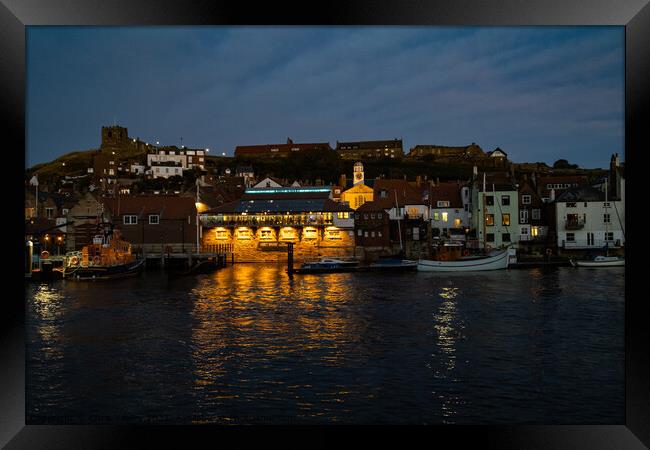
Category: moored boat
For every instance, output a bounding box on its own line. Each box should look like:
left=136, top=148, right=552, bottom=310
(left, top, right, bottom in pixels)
left=364, top=258, right=418, bottom=272
left=292, top=257, right=360, bottom=274
left=417, top=247, right=511, bottom=272
left=60, top=228, right=144, bottom=280
left=570, top=255, right=624, bottom=267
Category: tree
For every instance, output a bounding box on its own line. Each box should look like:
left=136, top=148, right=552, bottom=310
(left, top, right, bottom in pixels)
left=553, top=159, right=578, bottom=169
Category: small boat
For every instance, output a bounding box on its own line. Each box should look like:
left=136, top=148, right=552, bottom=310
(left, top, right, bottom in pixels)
left=292, top=257, right=360, bottom=274
left=417, top=247, right=511, bottom=272
left=570, top=255, right=624, bottom=267
left=363, top=258, right=418, bottom=272
left=60, top=228, right=144, bottom=280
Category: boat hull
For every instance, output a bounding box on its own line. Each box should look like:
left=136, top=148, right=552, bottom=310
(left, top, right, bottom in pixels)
left=64, top=259, right=145, bottom=280
left=571, top=259, right=624, bottom=267
left=417, top=250, right=509, bottom=272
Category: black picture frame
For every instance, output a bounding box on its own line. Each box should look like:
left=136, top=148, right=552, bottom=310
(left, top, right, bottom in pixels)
left=4, top=0, right=648, bottom=447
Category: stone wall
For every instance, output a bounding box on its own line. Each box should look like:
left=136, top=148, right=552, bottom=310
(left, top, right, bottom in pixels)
left=202, top=226, right=356, bottom=262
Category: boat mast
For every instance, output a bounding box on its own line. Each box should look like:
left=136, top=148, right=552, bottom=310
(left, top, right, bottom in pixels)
left=604, top=178, right=609, bottom=256
left=395, top=189, right=403, bottom=254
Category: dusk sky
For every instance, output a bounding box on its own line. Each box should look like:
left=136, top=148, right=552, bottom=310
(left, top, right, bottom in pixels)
left=26, top=26, right=624, bottom=169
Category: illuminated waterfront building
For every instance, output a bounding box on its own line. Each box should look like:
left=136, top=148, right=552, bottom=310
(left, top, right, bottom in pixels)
left=200, top=187, right=355, bottom=262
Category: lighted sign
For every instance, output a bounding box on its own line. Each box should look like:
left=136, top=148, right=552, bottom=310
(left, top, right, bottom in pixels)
left=325, top=228, right=341, bottom=240
left=279, top=227, right=297, bottom=240
left=237, top=228, right=251, bottom=240
left=244, top=188, right=331, bottom=195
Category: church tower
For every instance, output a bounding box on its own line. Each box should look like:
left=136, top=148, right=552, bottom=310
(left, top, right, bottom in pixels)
left=353, top=161, right=364, bottom=186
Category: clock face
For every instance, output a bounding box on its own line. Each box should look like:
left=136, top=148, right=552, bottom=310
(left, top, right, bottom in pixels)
left=355, top=173, right=363, bottom=180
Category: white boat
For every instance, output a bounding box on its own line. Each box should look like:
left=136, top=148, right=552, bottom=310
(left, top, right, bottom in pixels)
left=570, top=255, right=624, bottom=267
left=417, top=248, right=510, bottom=272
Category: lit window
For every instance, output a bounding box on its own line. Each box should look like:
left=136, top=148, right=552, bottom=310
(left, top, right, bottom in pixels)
left=441, top=212, right=448, bottom=222
left=485, top=214, right=494, bottom=226
left=502, top=213, right=510, bottom=226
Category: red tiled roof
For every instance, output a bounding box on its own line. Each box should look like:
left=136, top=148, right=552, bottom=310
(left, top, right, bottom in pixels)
left=102, top=195, right=196, bottom=219
left=428, top=182, right=464, bottom=208
left=373, top=179, right=425, bottom=205
left=357, top=200, right=391, bottom=212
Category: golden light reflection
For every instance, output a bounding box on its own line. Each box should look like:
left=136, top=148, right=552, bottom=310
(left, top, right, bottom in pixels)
left=189, top=264, right=360, bottom=395
left=432, top=283, right=463, bottom=420
left=30, top=285, right=65, bottom=359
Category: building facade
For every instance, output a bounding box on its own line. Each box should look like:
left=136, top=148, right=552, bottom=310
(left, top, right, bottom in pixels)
left=470, top=175, right=520, bottom=249
left=336, top=139, right=404, bottom=160
left=555, top=185, right=625, bottom=250
left=200, top=187, right=355, bottom=262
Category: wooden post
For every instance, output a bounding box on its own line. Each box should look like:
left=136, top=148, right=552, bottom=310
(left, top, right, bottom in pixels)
left=287, top=242, right=294, bottom=277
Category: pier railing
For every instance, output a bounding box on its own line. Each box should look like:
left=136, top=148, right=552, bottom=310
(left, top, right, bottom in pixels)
left=562, top=239, right=622, bottom=249
left=201, top=243, right=234, bottom=254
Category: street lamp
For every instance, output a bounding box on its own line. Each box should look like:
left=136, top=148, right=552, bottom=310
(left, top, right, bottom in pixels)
left=57, top=235, right=63, bottom=255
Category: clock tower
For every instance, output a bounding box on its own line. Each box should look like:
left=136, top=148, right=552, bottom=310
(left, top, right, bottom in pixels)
left=353, top=161, right=364, bottom=186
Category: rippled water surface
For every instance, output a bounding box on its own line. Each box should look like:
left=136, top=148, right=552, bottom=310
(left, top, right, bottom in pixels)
left=26, top=264, right=625, bottom=424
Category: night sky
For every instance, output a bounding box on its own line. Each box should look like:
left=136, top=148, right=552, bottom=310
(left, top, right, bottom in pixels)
left=26, top=26, right=624, bottom=169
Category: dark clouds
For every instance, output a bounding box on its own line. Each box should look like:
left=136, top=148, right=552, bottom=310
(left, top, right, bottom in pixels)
left=27, top=26, right=623, bottom=168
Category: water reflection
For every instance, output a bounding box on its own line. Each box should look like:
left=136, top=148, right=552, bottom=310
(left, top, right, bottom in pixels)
left=30, top=284, right=66, bottom=360
left=25, top=266, right=624, bottom=424
left=188, top=264, right=366, bottom=420
left=432, top=282, right=463, bottom=421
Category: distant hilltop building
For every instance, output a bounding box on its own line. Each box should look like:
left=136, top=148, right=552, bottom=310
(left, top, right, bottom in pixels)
left=336, top=139, right=403, bottom=160
left=406, top=142, right=485, bottom=159
left=234, top=137, right=333, bottom=158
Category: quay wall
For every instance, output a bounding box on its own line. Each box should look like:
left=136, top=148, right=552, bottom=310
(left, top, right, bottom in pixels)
left=202, top=226, right=355, bottom=262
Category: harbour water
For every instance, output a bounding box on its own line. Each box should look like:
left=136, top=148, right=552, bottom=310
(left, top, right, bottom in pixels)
left=26, top=264, right=625, bottom=424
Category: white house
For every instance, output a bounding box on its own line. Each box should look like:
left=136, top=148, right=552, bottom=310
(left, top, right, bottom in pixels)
left=555, top=184, right=624, bottom=250
left=147, top=149, right=187, bottom=169
left=427, top=182, right=470, bottom=240
left=131, top=164, right=146, bottom=175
